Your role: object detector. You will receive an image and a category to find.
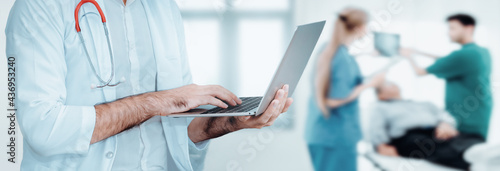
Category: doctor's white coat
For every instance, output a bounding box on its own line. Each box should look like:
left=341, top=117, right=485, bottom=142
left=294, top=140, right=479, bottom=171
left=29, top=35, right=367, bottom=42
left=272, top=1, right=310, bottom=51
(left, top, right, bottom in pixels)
left=5, top=0, right=206, bottom=170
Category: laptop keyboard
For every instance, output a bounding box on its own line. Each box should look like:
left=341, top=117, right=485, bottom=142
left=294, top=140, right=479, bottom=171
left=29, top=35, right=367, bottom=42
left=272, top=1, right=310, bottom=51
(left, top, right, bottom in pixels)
left=201, top=96, right=262, bottom=114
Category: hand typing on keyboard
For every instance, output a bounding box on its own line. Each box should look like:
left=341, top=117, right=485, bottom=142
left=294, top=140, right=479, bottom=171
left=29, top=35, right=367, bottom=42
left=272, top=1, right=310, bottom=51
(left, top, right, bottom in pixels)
left=188, top=84, right=293, bottom=143
left=201, top=97, right=262, bottom=114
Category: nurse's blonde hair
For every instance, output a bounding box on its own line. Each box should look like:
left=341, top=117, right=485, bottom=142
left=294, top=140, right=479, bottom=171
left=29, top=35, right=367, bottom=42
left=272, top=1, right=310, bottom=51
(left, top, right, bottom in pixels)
left=315, top=7, right=367, bottom=114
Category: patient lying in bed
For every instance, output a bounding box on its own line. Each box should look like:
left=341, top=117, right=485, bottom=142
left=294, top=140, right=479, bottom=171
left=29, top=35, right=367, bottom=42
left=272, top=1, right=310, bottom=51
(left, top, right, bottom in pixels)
left=366, top=82, right=485, bottom=170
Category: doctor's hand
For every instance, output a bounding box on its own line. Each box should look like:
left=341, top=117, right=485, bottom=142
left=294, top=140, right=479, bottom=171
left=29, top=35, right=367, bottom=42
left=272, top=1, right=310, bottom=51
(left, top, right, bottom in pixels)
left=231, top=84, right=293, bottom=128
left=149, top=84, right=242, bottom=116
left=91, top=84, right=241, bottom=144
left=188, top=85, right=293, bottom=143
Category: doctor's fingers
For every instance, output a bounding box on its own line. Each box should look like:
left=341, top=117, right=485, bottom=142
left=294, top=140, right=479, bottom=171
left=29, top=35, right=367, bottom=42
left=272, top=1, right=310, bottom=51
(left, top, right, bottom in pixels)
left=195, top=95, right=229, bottom=109
left=255, top=87, right=287, bottom=125
left=263, top=88, right=287, bottom=125
left=264, top=98, right=293, bottom=127
left=281, top=98, right=293, bottom=113
left=278, top=85, right=290, bottom=112
left=203, top=85, right=241, bottom=106
left=253, top=99, right=280, bottom=128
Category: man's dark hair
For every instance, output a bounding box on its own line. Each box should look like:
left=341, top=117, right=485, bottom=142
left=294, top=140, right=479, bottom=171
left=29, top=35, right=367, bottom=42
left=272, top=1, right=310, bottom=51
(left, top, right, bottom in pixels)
left=447, top=14, right=476, bottom=26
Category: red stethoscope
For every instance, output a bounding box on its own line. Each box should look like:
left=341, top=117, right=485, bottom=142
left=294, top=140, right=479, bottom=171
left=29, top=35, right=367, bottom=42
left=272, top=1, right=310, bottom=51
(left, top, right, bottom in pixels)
left=75, top=0, right=124, bottom=89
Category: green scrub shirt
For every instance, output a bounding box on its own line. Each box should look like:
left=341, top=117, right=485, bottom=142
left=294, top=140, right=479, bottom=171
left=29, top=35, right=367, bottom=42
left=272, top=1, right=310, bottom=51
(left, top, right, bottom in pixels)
left=426, top=43, right=492, bottom=139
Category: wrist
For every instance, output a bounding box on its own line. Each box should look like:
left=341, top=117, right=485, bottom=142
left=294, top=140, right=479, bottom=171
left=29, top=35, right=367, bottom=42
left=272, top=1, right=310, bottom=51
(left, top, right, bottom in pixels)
left=226, top=117, right=244, bottom=132
left=136, top=92, right=162, bottom=117
left=204, top=117, right=237, bottom=140
left=188, top=118, right=208, bottom=143
left=189, top=117, right=238, bottom=143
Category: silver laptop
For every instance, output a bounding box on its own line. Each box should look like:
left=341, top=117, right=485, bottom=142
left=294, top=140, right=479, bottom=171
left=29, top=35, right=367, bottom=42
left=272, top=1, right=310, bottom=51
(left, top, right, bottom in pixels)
left=168, top=20, right=325, bottom=117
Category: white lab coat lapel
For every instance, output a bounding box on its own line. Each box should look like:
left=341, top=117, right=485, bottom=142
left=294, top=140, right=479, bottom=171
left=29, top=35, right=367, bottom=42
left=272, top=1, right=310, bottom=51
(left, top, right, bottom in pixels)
left=78, top=0, right=116, bottom=102
left=140, top=0, right=193, bottom=171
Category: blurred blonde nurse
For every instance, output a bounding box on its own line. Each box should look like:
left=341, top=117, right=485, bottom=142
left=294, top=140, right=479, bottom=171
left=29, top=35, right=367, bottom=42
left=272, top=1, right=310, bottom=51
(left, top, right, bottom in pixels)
left=304, top=7, right=384, bottom=171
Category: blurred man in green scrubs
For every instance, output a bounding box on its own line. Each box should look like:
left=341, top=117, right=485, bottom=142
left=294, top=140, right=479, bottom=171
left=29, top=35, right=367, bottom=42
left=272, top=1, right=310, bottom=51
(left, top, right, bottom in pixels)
left=402, top=14, right=492, bottom=140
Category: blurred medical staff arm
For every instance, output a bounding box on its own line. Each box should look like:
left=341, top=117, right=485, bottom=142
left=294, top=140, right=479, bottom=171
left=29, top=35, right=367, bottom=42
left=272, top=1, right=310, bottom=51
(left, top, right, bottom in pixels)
left=426, top=51, right=476, bottom=79
left=406, top=55, right=429, bottom=76
left=402, top=48, right=475, bottom=77
left=400, top=47, right=445, bottom=76
left=326, top=72, right=385, bottom=109
left=325, top=85, right=368, bottom=108
left=400, top=48, right=441, bottom=59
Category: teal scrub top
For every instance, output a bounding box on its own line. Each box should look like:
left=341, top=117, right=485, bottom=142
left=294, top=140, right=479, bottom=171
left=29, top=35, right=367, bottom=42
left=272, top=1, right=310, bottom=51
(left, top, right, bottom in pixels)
left=305, top=45, right=363, bottom=147
left=426, top=43, right=492, bottom=139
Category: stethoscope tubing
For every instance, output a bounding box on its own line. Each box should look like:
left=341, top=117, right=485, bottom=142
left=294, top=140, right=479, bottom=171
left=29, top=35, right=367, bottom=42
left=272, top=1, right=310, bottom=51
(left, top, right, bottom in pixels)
left=75, top=0, right=123, bottom=89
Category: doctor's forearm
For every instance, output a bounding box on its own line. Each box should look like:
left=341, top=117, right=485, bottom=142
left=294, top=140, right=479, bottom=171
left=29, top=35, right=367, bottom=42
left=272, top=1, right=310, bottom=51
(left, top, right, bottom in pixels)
left=90, top=84, right=241, bottom=144
left=188, top=117, right=237, bottom=143
left=91, top=93, right=158, bottom=144
left=408, top=57, right=428, bottom=76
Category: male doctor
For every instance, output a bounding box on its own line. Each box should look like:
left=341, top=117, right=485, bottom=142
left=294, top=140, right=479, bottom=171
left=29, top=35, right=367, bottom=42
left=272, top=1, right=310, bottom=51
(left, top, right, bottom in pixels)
left=5, top=0, right=293, bottom=170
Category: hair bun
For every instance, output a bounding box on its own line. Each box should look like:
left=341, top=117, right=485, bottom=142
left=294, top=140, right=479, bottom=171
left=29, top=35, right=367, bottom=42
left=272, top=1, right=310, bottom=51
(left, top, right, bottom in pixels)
left=339, top=15, right=348, bottom=22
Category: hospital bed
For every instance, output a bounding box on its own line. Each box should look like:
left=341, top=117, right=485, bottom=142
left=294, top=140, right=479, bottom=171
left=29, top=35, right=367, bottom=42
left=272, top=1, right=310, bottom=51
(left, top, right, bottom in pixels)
left=358, top=106, right=462, bottom=171
left=357, top=141, right=463, bottom=171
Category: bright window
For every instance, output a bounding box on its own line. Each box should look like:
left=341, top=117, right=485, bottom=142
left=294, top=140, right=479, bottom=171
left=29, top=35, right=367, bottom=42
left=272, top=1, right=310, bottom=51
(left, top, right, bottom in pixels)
left=178, top=0, right=294, bottom=128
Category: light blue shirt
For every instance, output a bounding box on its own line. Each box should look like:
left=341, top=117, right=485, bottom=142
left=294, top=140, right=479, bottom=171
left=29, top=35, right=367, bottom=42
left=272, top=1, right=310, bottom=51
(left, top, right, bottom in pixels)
left=6, top=0, right=207, bottom=170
